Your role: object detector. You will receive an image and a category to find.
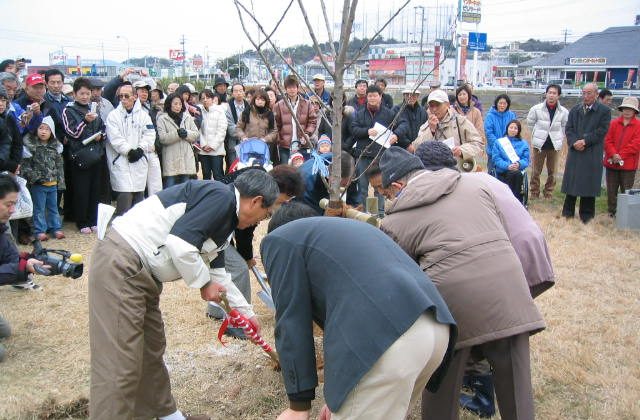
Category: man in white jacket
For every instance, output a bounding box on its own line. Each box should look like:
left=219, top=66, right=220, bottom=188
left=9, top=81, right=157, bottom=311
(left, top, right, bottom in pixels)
left=105, top=84, right=156, bottom=216
left=526, top=84, right=569, bottom=199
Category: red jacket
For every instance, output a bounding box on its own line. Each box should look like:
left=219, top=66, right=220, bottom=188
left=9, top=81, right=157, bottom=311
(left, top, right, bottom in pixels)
left=603, top=116, right=640, bottom=171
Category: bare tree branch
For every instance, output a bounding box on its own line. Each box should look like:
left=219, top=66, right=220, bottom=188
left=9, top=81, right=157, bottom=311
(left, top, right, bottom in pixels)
left=258, top=0, right=295, bottom=50
left=319, top=0, right=337, bottom=58
left=344, top=0, right=411, bottom=68
left=296, top=0, right=335, bottom=77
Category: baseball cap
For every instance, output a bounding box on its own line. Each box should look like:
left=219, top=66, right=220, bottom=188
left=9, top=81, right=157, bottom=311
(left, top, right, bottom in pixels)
left=312, top=74, right=325, bottom=81
left=133, top=80, right=152, bottom=90
left=402, top=87, right=420, bottom=95
left=25, top=73, right=45, bottom=86
left=427, top=89, right=449, bottom=104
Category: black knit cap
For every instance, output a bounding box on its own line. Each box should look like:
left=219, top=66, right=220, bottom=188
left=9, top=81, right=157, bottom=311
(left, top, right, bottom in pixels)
left=379, top=146, right=425, bottom=188
left=414, top=141, right=458, bottom=171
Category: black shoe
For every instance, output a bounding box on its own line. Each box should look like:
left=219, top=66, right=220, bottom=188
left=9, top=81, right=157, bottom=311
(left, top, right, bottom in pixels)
left=459, top=374, right=496, bottom=418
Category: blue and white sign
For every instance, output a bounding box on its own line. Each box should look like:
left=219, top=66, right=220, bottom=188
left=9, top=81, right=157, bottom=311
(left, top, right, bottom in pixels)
left=468, top=32, right=487, bottom=52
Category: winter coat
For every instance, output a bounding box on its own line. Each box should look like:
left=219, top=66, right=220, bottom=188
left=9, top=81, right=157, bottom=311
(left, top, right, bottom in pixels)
left=0, top=224, right=30, bottom=286
left=274, top=96, right=317, bottom=149
left=156, top=112, right=199, bottom=177
left=351, top=105, right=405, bottom=159
left=62, top=101, right=106, bottom=168
left=393, top=102, right=427, bottom=148
left=347, top=95, right=367, bottom=113
left=43, top=91, right=71, bottom=141
left=492, top=136, right=530, bottom=174
left=453, top=103, right=485, bottom=141
left=484, top=107, right=517, bottom=158
left=381, top=169, right=545, bottom=349
left=603, top=116, right=640, bottom=172
left=526, top=101, right=569, bottom=151
left=0, top=118, right=16, bottom=173
left=561, top=101, right=611, bottom=197
left=236, top=107, right=277, bottom=144
left=3, top=108, right=24, bottom=166
left=382, top=92, right=394, bottom=109
left=198, top=104, right=228, bottom=156
left=20, top=133, right=65, bottom=189
left=413, top=109, right=484, bottom=159
left=468, top=173, right=555, bottom=298
left=105, top=100, right=156, bottom=192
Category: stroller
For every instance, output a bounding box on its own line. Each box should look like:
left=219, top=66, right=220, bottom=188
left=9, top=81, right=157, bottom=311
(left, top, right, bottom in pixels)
left=228, top=138, right=273, bottom=173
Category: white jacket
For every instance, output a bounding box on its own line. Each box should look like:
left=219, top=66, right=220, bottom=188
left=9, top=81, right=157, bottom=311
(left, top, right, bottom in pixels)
left=526, top=101, right=569, bottom=151
left=198, top=104, right=228, bottom=156
left=105, top=100, right=156, bottom=192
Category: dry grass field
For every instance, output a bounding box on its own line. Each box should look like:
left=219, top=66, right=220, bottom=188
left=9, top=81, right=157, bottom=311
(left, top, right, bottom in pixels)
left=0, top=191, right=639, bottom=419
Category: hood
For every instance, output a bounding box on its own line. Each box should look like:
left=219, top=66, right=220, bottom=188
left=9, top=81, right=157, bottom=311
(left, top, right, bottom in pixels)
left=386, top=168, right=461, bottom=214
left=488, top=106, right=512, bottom=118
left=23, top=133, right=61, bottom=152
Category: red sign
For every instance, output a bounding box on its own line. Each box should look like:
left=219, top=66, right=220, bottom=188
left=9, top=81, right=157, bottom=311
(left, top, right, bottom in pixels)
left=368, top=58, right=405, bottom=71
left=169, top=49, right=185, bottom=61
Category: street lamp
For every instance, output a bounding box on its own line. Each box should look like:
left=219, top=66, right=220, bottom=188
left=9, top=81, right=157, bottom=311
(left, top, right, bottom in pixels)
left=117, top=35, right=130, bottom=67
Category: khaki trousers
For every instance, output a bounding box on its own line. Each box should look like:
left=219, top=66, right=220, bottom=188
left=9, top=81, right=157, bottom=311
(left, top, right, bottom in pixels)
left=332, top=313, right=450, bottom=420
left=529, top=148, right=558, bottom=198
left=422, top=333, right=534, bottom=420
left=89, top=230, right=176, bottom=420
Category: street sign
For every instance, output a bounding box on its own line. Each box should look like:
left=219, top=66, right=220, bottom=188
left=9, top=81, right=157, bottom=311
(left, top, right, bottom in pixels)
left=461, top=0, right=481, bottom=23
left=468, top=32, right=487, bottom=52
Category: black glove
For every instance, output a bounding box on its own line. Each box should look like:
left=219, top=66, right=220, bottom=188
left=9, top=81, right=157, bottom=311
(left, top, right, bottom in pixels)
left=127, top=147, right=145, bottom=163
left=177, top=128, right=188, bottom=139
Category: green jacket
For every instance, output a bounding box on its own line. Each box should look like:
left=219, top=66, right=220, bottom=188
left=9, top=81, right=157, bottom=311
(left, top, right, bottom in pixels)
left=20, top=134, right=65, bottom=190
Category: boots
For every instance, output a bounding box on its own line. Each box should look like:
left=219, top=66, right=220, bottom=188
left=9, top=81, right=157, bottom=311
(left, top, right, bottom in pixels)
left=459, top=373, right=496, bottom=418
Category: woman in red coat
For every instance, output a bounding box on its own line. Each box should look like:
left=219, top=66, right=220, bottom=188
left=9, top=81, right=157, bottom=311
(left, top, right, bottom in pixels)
left=603, top=97, right=640, bottom=216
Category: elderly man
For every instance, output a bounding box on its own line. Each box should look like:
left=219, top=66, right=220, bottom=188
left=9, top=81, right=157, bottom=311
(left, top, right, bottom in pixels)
left=561, top=83, right=611, bottom=223
left=378, top=146, right=546, bottom=420
left=393, top=88, right=427, bottom=152
left=306, top=73, right=332, bottom=106
left=89, top=170, right=279, bottom=420
left=262, top=204, right=456, bottom=420
left=132, top=80, right=163, bottom=196
left=526, top=84, right=569, bottom=199
left=105, top=84, right=156, bottom=216
left=14, top=73, right=50, bottom=132
left=413, top=90, right=484, bottom=165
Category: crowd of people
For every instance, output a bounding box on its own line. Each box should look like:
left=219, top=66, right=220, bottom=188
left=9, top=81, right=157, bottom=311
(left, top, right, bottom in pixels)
left=0, top=54, right=639, bottom=420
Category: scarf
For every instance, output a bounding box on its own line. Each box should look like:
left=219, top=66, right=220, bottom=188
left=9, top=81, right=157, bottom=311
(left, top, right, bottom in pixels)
left=168, top=110, right=183, bottom=127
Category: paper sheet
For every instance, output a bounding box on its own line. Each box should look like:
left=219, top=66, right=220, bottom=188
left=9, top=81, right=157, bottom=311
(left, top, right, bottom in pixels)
left=370, top=122, right=392, bottom=149
left=443, top=137, right=456, bottom=149
left=497, top=137, right=520, bottom=163
left=96, top=203, right=116, bottom=240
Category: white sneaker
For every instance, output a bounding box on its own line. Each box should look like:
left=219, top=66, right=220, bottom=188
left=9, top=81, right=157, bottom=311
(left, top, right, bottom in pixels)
left=11, top=280, right=43, bottom=291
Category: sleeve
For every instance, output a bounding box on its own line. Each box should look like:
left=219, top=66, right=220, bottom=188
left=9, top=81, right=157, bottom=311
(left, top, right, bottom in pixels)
left=584, top=108, right=611, bottom=147
left=459, top=117, right=485, bottom=158
left=235, top=113, right=248, bottom=140
left=274, top=102, right=283, bottom=133
left=56, top=151, right=66, bottom=190
left=225, top=106, right=237, bottom=139
left=519, top=142, right=530, bottom=170
left=491, top=139, right=510, bottom=172
left=603, top=125, right=616, bottom=158
left=565, top=108, right=578, bottom=146
left=484, top=114, right=497, bottom=155
left=412, top=121, right=434, bottom=149
left=184, top=116, right=199, bottom=143
left=264, top=114, right=278, bottom=144
left=157, top=116, right=181, bottom=145
left=261, top=235, right=317, bottom=409
left=140, top=113, right=157, bottom=152
left=62, top=107, right=87, bottom=139
left=0, top=237, right=28, bottom=286
left=105, top=113, right=133, bottom=155
left=526, top=106, right=537, bottom=132
left=209, top=265, right=254, bottom=318
left=304, top=101, right=317, bottom=136
left=214, top=111, right=228, bottom=148
left=619, top=126, right=640, bottom=160
left=103, top=76, right=123, bottom=107
left=350, top=111, right=370, bottom=139
left=234, top=226, right=255, bottom=261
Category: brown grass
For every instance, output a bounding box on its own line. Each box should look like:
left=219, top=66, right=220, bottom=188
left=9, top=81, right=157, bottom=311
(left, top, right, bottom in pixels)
left=1, top=198, right=639, bottom=419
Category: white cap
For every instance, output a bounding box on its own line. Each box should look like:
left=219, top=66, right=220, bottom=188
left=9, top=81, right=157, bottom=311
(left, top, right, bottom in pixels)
left=312, top=74, right=325, bottom=81
left=133, top=80, right=151, bottom=90
left=402, top=87, right=420, bottom=95
left=40, top=116, right=56, bottom=138
left=427, top=89, right=449, bottom=104
left=184, top=82, right=197, bottom=93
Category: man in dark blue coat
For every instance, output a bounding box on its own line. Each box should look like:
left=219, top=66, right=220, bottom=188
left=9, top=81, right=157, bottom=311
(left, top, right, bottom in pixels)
left=392, top=88, right=427, bottom=151
left=261, top=204, right=456, bottom=420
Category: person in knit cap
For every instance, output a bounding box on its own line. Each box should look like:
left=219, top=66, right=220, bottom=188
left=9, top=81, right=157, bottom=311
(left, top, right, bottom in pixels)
left=316, top=134, right=332, bottom=154
left=288, top=152, right=305, bottom=168
left=414, top=141, right=458, bottom=171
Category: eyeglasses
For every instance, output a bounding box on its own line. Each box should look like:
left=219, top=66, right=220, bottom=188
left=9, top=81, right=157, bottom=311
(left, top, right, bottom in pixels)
left=118, top=94, right=132, bottom=99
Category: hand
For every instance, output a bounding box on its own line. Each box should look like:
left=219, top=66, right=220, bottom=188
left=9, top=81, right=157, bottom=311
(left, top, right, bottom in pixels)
left=406, top=144, right=415, bottom=153
left=202, top=145, right=213, bottom=152
left=127, top=147, right=145, bottom=163
left=368, top=128, right=378, bottom=137
left=177, top=128, right=188, bottom=139
left=26, top=258, right=49, bottom=274
left=276, top=408, right=310, bottom=420
left=428, top=114, right=439, bottom=132
left=452, top=146, right=462, bottom=157
left=95, top=133, right=103, bottom=142
left=324, top=201, right=346, bottom=218
left=611, top=154, right=622, bottom=164
left=319, top=404, right=332, bottom=420
left=246, top=258, right=257, bottom=269
left=508, top=162, right=520, bottom=171
left=14, top=164, right=20, bottom=175
left=120, top=68, right=135, bottom=79
left=20, top=110, right=33, bottom=126
left=389, top=134, right=398, bottom=144
left=85, top=112, right=98, bottom=123
left=30, top=102, right=41, bottom=115
left=573, top=139, right=586, bottom=151
left=139, top=69, right=149, bottom=77
left=200, top=281, right=226, bottom=302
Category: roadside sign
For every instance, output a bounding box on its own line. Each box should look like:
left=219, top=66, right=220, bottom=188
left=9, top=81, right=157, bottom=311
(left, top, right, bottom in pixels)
left=468, top=32, right=487, bottom=52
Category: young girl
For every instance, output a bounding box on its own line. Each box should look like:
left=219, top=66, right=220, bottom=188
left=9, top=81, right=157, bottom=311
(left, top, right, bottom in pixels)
left=491, top=119, right=530, bottom=203
left=21, top=116, right=65, bottom=240
left=197, top=90, right=227, bottom=180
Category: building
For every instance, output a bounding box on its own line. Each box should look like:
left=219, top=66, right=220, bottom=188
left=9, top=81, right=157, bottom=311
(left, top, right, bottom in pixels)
left=528, top=26, right=640, bottom=89
left=28, top=58, right=121, bottom=79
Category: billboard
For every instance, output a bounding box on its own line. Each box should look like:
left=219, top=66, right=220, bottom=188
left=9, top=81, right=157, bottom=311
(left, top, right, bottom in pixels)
left=169, top=49, right=185, bottom=61
left=461, top=0, right=481, bottom=23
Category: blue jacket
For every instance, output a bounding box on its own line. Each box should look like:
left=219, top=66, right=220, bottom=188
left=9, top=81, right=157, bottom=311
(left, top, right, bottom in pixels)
left=492, top=136, right=530, bottom=174
left=484, top=107, right=516, bottom=158
left=296, top=152, right=332, bottom=214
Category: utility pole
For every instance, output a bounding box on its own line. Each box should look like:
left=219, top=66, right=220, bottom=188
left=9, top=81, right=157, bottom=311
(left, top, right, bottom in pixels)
left=180, top=34, right=186, bottom=78
left=561, top=29, right=572, bottom=46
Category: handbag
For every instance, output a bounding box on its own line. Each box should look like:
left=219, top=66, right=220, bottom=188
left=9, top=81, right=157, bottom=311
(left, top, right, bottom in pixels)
left=9, top=175, right=33, bottom=220
left=72, top=142, right=104, bottom=169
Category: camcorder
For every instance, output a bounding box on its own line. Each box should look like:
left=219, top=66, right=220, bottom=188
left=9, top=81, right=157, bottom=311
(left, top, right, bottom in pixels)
left=30, top=240, right=84, bottom=279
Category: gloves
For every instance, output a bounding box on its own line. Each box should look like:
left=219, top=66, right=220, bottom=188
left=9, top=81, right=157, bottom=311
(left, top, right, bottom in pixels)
left=323, top=201, right=346, bottom=218
left=177, top=128, right=188, bottom=139
left=127, top=147, right=145, bottom=163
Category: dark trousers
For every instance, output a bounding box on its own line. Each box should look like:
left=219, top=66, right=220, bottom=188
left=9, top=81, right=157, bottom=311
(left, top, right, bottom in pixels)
left=498, top=170, right=524, bottom=203
left=605, top=168, right=636, bottom=215
left=70, top=164, right=102, bottom=230
left=163, top=174, right=190, bottom=189
left=562, top=194, right=595, bottom=223
left=199, top=155, right=224, bottom=180
left=422, top=333, right=534, bottom=420
left=115, top=191, right=144, bottom=217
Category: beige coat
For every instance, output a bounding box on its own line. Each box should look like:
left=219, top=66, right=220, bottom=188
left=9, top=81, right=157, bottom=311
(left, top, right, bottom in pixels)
left=156, top=112, right=199, bottom=176
left=381, top=169, right=545, bottom=349
left=413, top=109, right=485, bottom=159
left=236, top=107, right=278, bottom=143
left=453, top=103, right=486, bottom=141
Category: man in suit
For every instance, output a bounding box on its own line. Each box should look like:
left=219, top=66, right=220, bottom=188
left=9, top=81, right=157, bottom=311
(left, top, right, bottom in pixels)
left=261, top=204, right=456, bottom=420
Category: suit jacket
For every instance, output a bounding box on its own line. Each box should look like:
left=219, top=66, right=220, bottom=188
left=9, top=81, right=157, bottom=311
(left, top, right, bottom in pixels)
left=260, top=217, right=456, bottom=412
left=229, top=99, right=249, bottom=124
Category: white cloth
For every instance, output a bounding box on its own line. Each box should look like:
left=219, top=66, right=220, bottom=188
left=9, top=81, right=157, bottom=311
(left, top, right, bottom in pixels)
left=198, top=104, right=228, bottom=156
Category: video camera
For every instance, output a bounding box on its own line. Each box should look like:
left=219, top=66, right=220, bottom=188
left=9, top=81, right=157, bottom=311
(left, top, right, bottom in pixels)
left=31, top=240, right=84, bottom=279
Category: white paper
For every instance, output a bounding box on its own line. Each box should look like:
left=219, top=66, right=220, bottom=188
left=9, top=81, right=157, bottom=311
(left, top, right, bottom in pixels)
left=96, top=203, right=116, bottom=240
left=443, top=137, right=456, bottom=149
left=498, top=137, right=520, bottom=163
left=90, top=102, right=97, bottom=114
left=370, top=122, right=392, bottom=149
left=82, top=131, right=102, bottom=145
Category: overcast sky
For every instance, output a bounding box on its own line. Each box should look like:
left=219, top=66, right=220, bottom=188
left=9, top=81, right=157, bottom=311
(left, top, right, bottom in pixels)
left=0, top=0, right=636, bottom=66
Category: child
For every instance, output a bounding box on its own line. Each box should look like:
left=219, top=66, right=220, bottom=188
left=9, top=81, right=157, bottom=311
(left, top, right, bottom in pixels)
left=491, top=119, right=530, bottom=203
left=20, top=116, right=65, bottom=240
left=317, top=134, right=332, bottom=154
left=289, top=152, right=305, bottom=168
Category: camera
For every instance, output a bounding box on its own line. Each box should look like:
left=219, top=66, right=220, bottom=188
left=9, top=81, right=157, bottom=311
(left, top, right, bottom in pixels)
left=31, top=240, right=84, bottom=279
left=17, top=58, right=32, bottom=64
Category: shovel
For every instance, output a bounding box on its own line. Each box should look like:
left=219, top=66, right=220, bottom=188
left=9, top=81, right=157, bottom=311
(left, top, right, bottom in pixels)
left=251, top=266, right=275, bottom=311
